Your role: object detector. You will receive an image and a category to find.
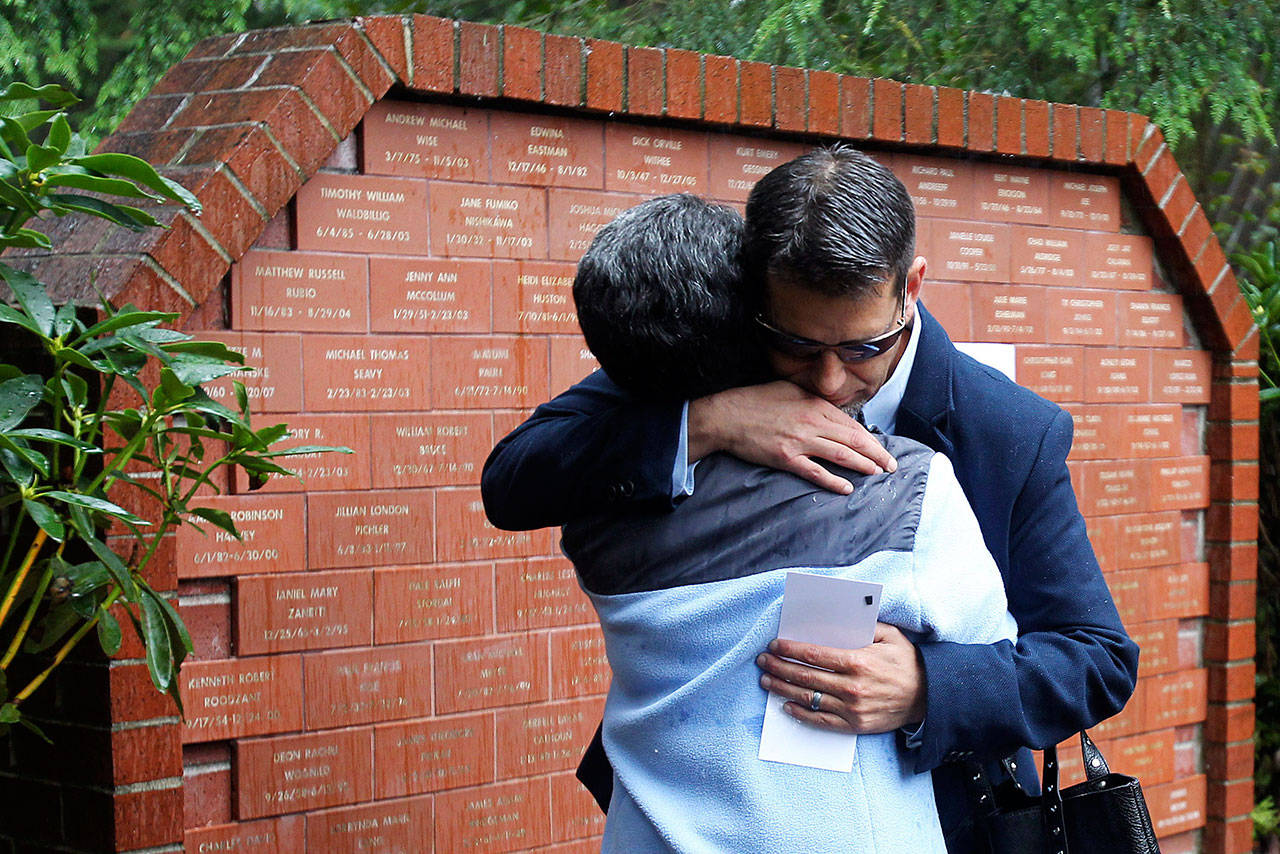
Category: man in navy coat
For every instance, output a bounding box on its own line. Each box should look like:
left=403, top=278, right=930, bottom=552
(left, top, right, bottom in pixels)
left=481, top=146, right=1139, bottom=852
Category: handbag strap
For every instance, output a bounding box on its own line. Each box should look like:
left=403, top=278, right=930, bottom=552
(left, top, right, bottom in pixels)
left=1042, top=742, right=1069, bottom=854
left=1078, top=730, right=1110, bottom=781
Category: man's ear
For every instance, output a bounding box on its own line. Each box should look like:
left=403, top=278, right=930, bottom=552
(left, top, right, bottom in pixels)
left=905, top=255, right=926, bottom=312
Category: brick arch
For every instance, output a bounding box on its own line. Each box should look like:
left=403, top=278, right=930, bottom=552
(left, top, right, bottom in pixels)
left=6, top=14, right=1257, bottom=854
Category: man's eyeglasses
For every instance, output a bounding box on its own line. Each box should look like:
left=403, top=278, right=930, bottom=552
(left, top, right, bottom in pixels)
left=754, top=291, right=909, bottom=364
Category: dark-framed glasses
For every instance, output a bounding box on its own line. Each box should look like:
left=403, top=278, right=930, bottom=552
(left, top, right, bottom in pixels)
left=755, top=291, right=909, bottom=364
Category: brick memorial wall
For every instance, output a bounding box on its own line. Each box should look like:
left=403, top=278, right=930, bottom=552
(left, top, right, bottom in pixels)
left=4, top=16, right=1256, bottom=854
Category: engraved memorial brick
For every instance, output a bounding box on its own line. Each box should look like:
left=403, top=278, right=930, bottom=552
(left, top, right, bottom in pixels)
left=235, top=414, right=372, bottom=494
left=1128, top=619, right=1178, bottom=675
left=707, top=136, right=807, bottom=202
left=928, top=219, right=1010, bottom=283
left=296, top=173, right=428, bottom=256
left=550, top=625, right=611, bottom=698
left=236, top=727, right=373, bottom=819
left=1149, top=563, right=1209, bottom=620
left=1145, top=670, right=1208, bottom=731
left=496, top=556, right=594, bottom=632
left=548, top=189, right=638, bottom=261
left=236, top=570, right=373, bottom=655
left=971, top=163, right=1049, bottom=224
left=302, top=334, right=432, bottom=413
left=495, top=697, right=604, bottom=777
left=1046, top=289, right=1118, bottom=348
left=1152, top=457, right=1209, bottom=511
left=1085, top=514, right=1119, bottom=572
left=185, top=816, right=303, bottom=854
left=1081, top=460, right=1151, bottom=516
left=1049, top=172, right=1120, bottom=230
left=369, top=412, right=491, bottom=488
left=1120, top=405, right=1180, bottom=458
left=373, top=712, right=495, bottom=798
left=1151, top=350, right=1211, bottom=404
left=434, top=778, right=553, bottom=854
left=1118, top=511, right=1181, bottom=568
left=604, top=123, right=707, bottom=195
left=431, top=335, right=550, bottom=409
left=1109, top=729, right=1176, bottom=786
left=1063, top=404, right=1114, bottom=459
left=361, top=99, right=487, bottom=182
left=1147, top=775, right=1207, bottom=837
left=1103, top=569, right=1145, bottom=626
left=892, top=155, right=974, bottom=219
left=490, top=112, right=604, bottom=188
left=551, top=772, right=608, bottom=842
left=550, top=335, right=601, bottom=393
left=233, top=249, right=368, bottom=333
left=307, top=489, right=434, bottom=569
left=368, top=257, right=491, bottom=334
left=1016, top=346, right=1083, bottom=402
left=972, top=284, right=1045, bottom=342
left=1121, top=293, right=1184, bottom=347
left=1084, top=232, right=1154, bottom=290
left=373, top=563, right=494, bottom=644
left=921, top=283, right=971, bottom=340
left=1011, top=227, right=1086, bottom=287
left=303, top=643, right=433, bottom=729
left=306, top=796, right=432, bottom=854
left=199, top=332, right=303, bottom=414
left=436, top=487, right=553, bottom=561
left=176, top=493, right=306, bottom=579
left=493, top=260, right=580, bottom=334
left=434, top=634, right=550, bottom=714
left=429, top=182, right=548, bottom=258
left=1084, top=348, right=1151, bottom=403
left=182, top=655, right=303, bottom=743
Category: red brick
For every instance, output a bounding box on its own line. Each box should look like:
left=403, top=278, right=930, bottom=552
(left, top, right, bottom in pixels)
left=236, top=570, right=374, bottom=655
left=1211, top=460, right=1260, bottom=503
left=113, top=784, right=184, bottom=850
left=183, top=752, right=232, bottom=828
left=1206, top=501, right=1259, bottom=542
left=935, top=86, right=964, bottom=148
left=1204, top=740, right=1254, bottom=781
left=1207, top=701, right=1256, bottom=742
left=303, top=642, right=433, bottom=729
left=585, top=39, right=625, bottom=112
left=1208, top=777, right=1255, bottom=820
left=840, top=75, right=872, bottom=139
left=186, top=816, right=304, bottom=854
left=704, top=54, right=738, bottom=124
left=237, top=727, right=373, bottom=819
left=114, top=94, right=186, bottom=135
left=459, top=21, right=500, bottom=96
left=1134, top=121, right=1166, bottom=173
left=435, top=778, right=553, bottom=853
left=1203, top=815, right=1256, bottom=853
left=308, top=796, right=432, bottom=853
left=1222, top=294, right=1256, bottom=350
left=1234, top=328, right=1260, bottom=361
left=1051, top=103, right=1078, bottom=160
left=1197, top=237, right=1231, bottom=295
left=185, top=32, right=240, bottom=60
left=152, top=55, right=263, bottom=96
left=627, top=46, right=665, bottom=116
left=147, top=216, right=229, bottom=309
left=173, top=165, right=264, bottom=260
left=1024, top=99, right=1050, bottom=157
left=872, top=78, right=902, bottom=141
left=1207, top=541, right=1258, bottom=583
left=187, top=124, right=299, bottom=219
left=551, top=772, right=608, bottom=842
left=968, top=91, right=995, bottom=151
left=501, top=25, right=542, bottom=101
left=1103, top=111, right=1130, bottom=165
left=182, top=655, right=303, bottom=743
left=666, top=49, right=702, bottom=119
left=1148, top=775, right=1208, bottom=837
left=995, top=95, right=1022, bottom=154
left=495, top=696, right=603, bottom=777
left=1208, top=379, right=1260, bottom=422
left=775, top=66, right=807, bottom=131
left=544, top=34, right=584, bottom=106
left=808, top=70, right=839, bottom=134
left=903, top=83, right=933, bottom=144
left=1162, top=178, right=1197, bottom=235
left=373, top=712, right=495, bottom=797
left=362, top=16, right=409, bottom=83
left=1204, top=619, right=1256, bottom=662
left=1208, top=659, right=1256, bottom=702
left=1143, top=146, right=1180, bottom=207
left=435, top=634, right=550, bottom=713
left=740, top=61, right=773, bottom=127
left=412, top=15, right=456, bottom=92
left=550, top=625, right=611, bottom=698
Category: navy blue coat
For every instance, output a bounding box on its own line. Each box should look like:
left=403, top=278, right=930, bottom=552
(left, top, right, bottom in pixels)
left=481, top=305, right=1139, bottom=852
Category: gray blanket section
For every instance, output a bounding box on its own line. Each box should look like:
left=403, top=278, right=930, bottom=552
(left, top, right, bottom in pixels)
left=563, top=433, right=935, bottom=595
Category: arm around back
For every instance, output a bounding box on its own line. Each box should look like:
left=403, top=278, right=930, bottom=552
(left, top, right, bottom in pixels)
left=481, top=370, right=685, bottom=531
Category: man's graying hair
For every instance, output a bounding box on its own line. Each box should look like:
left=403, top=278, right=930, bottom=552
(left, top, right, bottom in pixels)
left=744, top=146, right=916, bottom=305
left=573, top=194, right=766, bottom=401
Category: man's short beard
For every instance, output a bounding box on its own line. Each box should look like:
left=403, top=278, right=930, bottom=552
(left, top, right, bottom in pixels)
left=840, top=401, right=864, bottom=420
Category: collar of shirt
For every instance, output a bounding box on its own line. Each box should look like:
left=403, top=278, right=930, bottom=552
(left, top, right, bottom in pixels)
left=860, top=307, right=922, bottom=435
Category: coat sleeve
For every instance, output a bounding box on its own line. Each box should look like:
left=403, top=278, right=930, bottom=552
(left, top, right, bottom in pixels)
left=910, top=408, right=1140, bottom=771
left=481, top=370, right=686, bottom=531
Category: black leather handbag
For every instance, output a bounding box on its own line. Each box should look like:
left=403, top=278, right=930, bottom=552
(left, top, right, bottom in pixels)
left=962, top=731, right=1161, bottom=854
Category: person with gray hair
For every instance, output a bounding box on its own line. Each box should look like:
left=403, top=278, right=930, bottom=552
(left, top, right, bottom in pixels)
left=557, top=192, right=1015, bottom=852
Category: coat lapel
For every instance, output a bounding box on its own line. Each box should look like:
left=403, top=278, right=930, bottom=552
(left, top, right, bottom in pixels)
left=897, top=303, right=957, bottom=457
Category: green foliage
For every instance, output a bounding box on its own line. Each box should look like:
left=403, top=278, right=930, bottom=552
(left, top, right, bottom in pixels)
left=0, top=84, right=348, bottom=734
left=1234, top=241, right=1280, bottom=404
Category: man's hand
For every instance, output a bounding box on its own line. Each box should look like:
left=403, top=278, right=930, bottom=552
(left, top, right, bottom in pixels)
left=756, top=623, right=925, bottom=733
left=687, top=381, right=897, bottom=494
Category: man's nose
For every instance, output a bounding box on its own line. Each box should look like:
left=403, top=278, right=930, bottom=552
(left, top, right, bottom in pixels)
left=809, top=351, right=850, bottom=398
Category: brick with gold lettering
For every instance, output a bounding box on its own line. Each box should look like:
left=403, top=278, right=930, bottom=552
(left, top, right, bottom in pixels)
left=550, top=624, right=611, bottom=698
left=1083, top=347, right=1152, bottom=403
left=1151, top=350, right=1210, bottom=404
left=1120, top=405, right=1180, bottom=458
left=236, top=570, right=373, bottom=655
left=1108, top=729, right=1176, bottom=787
left=1084, top=232, right=1154, bottom=290
left=1063, top=404, right=1115, bottom=459
left=549, top=335, right=600, bottom=395
left=1016, top=346, right=1084, bottom=403
left=495, top=697, right=604, bottom=777
left=434, top=778, right=553, bottom=853
left=1128, top=619, right=1178, bottom=676
left=547, top=189, right=640, bottom=261
left=198, top=332, right=303, bottom=414
left=307, top=795, right=432, bottom=854
left=971, top=163, right=1049, bottom=225
left=1120, top=292, right=1184, bottom=347
left=431, top=335, right=550, bottom=410
left=302, top=334, right=432, bottom=413
left=369, top=412, right=491, bottom=489
left=927, top=219, right=1010, bottom=283
left=1043, top=288, right=1117, bottom=345
left=1102, top=568, right=1145, bottom=627
left=373, top=563, right=494, bottom=644
left=361, top=99, right=487, bottom=181
left=491, top=112, right=604, bottom=189
left=296, top=173, right=428, bottom=256
left=551, top=772, right=608, bottom=843
left=436, top=487, right=553, bottom=562
left=971, top=284, right=1045, bottom=342
left=182, top=655, right=303, bottom=743
left=307, top=489, right=434, bottom=569
left=1148, top=563, right=1209, bottom=620
left=1146, top=775, right=1207, bottom=838
left=303, top=643, right=433, bottom=729
left=1151, top=456, right=1209, bottom=510
left=236, top=727, right=373, bottom=819
left=434, top=634, right=550, bottom=714
left=892, top=154, right=975, bottom=219
left=176, top=493, right=306, bottom=579
left=373, top=712, right=495, bottom=798
left=232, top=249, right=368, bottom=333
left=1117, top=510, right=1182, bottom=569
left=429, top=181, right=548, bottom=259
left=1144, top=670, right=1207, bottom=731
left=368, top=256, right=490, bottom=334
left=919, top=282, right=972, bottom=340
left=605, top=123, right=708, bottom=195
left=707, top=136, right=808, bottom=203
left=496, top=556, right=594, bottom=632
left=185, top=816, right=303, bottom=854
left=1049, top=172, right=1120, bottom=231
left=493, top=260, right=580, bottom=334
left=234, top=414, right=372, bottom=494
left=1085, top=513, right=1119, bottom=572
left=1079, top=460, right=1152, bottom=517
